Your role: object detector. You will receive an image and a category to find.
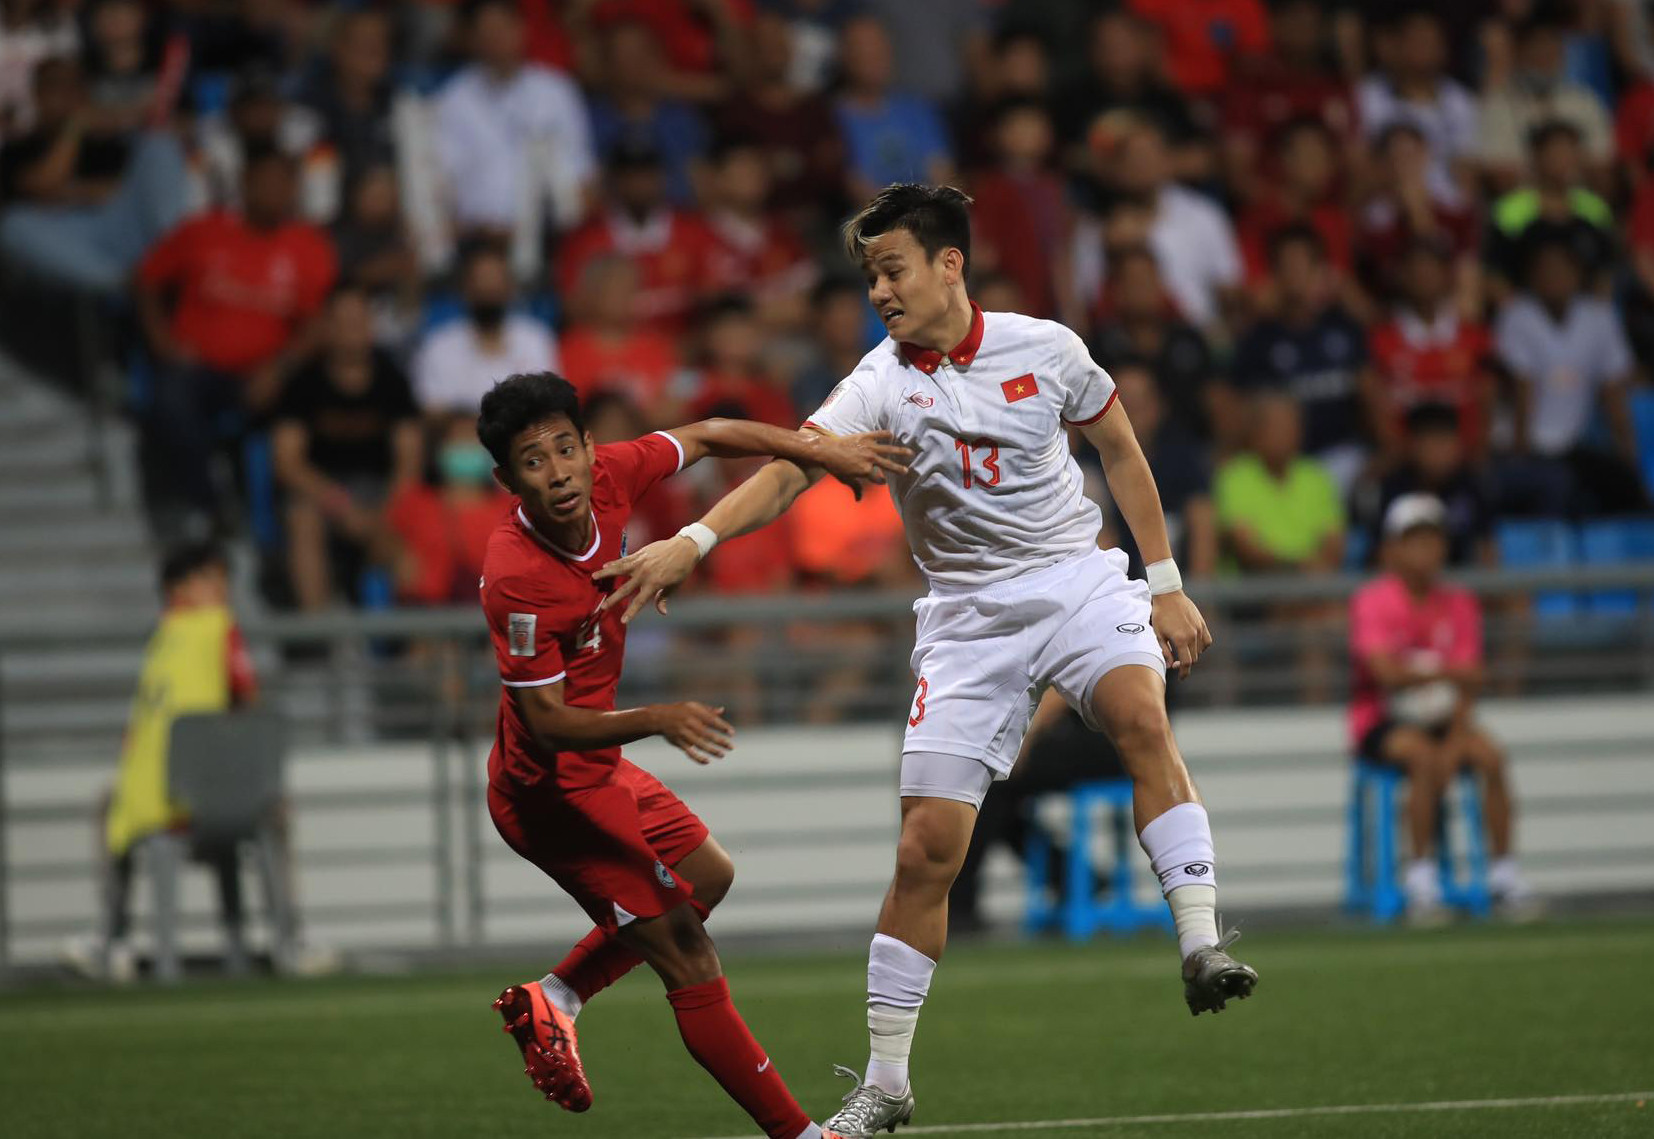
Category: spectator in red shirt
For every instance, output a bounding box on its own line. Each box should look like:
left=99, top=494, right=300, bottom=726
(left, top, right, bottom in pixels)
left=385, top=413, right=511, bottom=606
left=1222, top=0, right=1357, bottom=204
left=1358, top=122, right=1481, bottom=318
left=1363, top=240, right=1494, bottom=465
left=555, top=135, right=714, bottom=337
left=1236, top=117, right=1355, bottom=305
left=968, top=99, right=1074, bottom=324
left=583, top=388, right=690, bottom=544
left=136, top=147, right=337, bottom=535
left=1128, top=0, right=1270, bottom=100
left=701, top=136, right=817, bottom=331
left=559, top=254, right=681, bottom=420
left=714, top=10, right=846, bottom=232
left=573, top=0, right=755, bottom=104
left=682, top=294, right=796, bottom=428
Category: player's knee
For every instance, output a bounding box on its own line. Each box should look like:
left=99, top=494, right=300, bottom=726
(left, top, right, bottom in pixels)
left=697, top=851, right=736, bottom=911
left=1102, top=697, right=1174, bottom=766
left=894, top=816, right=966, bottom=889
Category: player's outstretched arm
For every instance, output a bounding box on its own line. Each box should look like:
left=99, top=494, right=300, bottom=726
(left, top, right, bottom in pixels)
left=594, top=457, right=816, bottom=624
left=663, top=419, right=913, bottom=495
left=512, top=678, right=735, bottom=765
left=1081, top=403, right=1214, bottom=679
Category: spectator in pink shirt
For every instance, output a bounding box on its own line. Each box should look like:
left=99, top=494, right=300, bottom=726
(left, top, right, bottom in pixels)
left=1349, top=494, right=1533, bottom=922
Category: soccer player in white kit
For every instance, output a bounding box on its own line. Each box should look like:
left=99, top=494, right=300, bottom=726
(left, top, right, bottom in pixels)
left=596, top=185, right=1259, bottom=1137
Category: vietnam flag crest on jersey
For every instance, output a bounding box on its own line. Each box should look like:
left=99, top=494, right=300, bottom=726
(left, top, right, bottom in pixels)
left=1001, top=373, right=1039, bottom=403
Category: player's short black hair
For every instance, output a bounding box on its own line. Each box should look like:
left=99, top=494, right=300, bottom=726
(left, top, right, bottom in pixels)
left=477, top=372, right=586, bottom=468
left=842, top=183, right=974, bottom=275
left=1405, top=401, right=1461, bottom=436
left=159, top=541, right=227, bottom=593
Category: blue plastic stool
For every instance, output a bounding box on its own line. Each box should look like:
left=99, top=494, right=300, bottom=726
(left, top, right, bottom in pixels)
left=1345, top=760, right=1492, bottom=923
left=1023, top=780, right=1175, bottom=941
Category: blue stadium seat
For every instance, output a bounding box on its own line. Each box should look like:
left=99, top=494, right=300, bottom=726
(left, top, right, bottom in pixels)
left=1345, top=761, right=1492, bottom=923
left=243, top=433, right=282, bottom=551
left=1494, top=519, right=1576, bottom=617
left=1577, top=518, right=1654, bottom=614
left=1631, top=389, right=1654, bottom=497
left=1023, top=780, right=1174, bottom=941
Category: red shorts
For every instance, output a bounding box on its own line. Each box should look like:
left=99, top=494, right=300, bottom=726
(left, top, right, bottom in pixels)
left=488, top=757, right=710, bottom=932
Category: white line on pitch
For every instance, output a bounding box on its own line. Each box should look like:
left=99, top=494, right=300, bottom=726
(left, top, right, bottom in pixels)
left=693, top=1090, right=1653, bottom=1139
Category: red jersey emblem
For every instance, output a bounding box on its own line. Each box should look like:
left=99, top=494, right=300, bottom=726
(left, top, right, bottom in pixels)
left=1001, top=374, right=1039, bottom=403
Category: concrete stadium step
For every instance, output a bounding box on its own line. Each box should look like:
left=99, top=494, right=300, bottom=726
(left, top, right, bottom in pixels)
left=0, top=516, right=150, bottom=558
left=0, top=647, right=149, bottom=700
left=0, top=435, right=101, bottom=479
left=0, top=480, right=116, bottom=516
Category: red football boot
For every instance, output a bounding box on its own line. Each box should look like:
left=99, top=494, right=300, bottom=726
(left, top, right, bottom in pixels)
left=492, top=983, right=593, bottom=1112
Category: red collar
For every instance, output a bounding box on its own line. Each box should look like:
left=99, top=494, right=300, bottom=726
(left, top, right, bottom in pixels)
left=899, top=302, right=984, bottom=375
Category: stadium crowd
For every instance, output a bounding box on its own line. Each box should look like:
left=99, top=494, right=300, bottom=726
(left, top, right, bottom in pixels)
left=3, top=0, right=1654, bottom=613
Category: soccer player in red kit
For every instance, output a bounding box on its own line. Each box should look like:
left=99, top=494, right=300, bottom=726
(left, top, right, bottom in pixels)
left=475, top=372, right=909, bottom=1139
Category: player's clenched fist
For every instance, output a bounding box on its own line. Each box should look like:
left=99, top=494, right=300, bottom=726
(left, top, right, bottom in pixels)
left=594, top=535, right=701, bottom=624
left=1151, top=591, right=1214, bottom=681
left=653, top=702, right=734, bottom=764
left=809, top=430, right=914, bottom=499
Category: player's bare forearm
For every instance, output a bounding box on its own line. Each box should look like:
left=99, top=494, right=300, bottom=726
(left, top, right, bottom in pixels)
left=1081, top=406, right=1174, bottom=567
left=514, top=684, right=734, bottom=764
left=665, top=420, right=911, bottom=490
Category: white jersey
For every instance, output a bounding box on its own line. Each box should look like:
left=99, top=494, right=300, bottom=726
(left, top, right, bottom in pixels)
left=805, top=306, right=1116, bottom=589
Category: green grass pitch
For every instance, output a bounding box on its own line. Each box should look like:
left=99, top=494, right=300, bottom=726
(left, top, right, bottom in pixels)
left=3, top=919, right=1652, bottom=1138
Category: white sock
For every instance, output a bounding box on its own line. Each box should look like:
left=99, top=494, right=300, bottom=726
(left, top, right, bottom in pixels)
left=539, top=971, right=582, bottom=1019
left=1405, top=858, right=1439, bottom=904
left=864, top=933, right=935, bottom=1095
left=792, top=1126, right=823, bottom=1139
left=1489, top=857, right=1520, bottom=893
left=1167, top=884, right=1220, bottom=959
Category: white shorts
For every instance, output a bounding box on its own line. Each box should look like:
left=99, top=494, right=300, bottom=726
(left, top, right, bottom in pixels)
left=902, top=547, right=1166, bottom=781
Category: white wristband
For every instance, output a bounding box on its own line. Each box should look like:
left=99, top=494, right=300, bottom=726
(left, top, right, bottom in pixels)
left=676, top=522, right=718, bottom=559
left=1145, top=558, right=1183, bottom=596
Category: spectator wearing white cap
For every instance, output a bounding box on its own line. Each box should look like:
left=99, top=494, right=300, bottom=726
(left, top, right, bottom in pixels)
left=1348, top=494, right=1535, bottom=923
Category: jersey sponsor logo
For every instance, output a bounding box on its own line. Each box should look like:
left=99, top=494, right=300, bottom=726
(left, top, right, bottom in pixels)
left=904, top=391, right=936, bottom=408
left=507, top=612, right=537, bottom=656
left=1000, top=373, right=1040, bottom=403
left=1184, top=862, right=1211, bottom=878
left=1117, top=623, right=1145, bottom=634
left=654, top=860, right=676, bottom=889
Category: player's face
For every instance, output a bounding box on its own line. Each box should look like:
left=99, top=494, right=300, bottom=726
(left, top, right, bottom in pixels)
left=502, top=414, right=595, bottom=527
left=863, top=228, right=958, bottom=345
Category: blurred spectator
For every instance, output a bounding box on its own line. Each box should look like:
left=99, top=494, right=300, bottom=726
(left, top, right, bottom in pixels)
left=435, top=0, right=596, bottom=238
left=833, top=16, right=954, bottom=203
left=1090, top=245, right=1216, bottom=442
left=572, top=0, right=755, bottom=105
left=1357, top=122, right=1480, bottom=316
left=1100, top=362, right=1218, bottom=579
left=1364, top=240, right=1494, bottom=464
left=968, top=99, right=1072, bottom=322
left=1355, top=403, right=1496, bottom=568
left=329, top=164, right=421, bottom=347
left=561, top=255, right=681, bottom=418
left=1127, top=0, right=1269, bottom=100
left=1478, top=11, right=1613, bottom=192
left=1486, top=120, right=1615, bottom=299
left=81, top=0, right=188, bottom=134
left=0, top=0, right=80, bottom=137
left=385, top=413, right=512, bottom=606
left=1230, top=226, right=1369, bottom=494
left=294, top=8, right=399, bottom=203
left=136, top=148, right=337, bottom=534
left=1235, top=117, right=1354, bottom=297
left=272, top=287, right=423, bottom=611
left=714, top=9, right=845, bottom=227
left=586, top=18, right=709, bottom=206
left=1056, top=10, right=1199, bottom=168
left=0, top=57, right=187, bottom=294
left=760, top=0, right=857, bottom=94
left=191, top=70, right=334, bottom=223
left=1086, top=116, right=1243, bottom=337
left=790, top=278, right=871, bottom=414
left=682, top=294, right=794, bottom=427
left=582, top=388, right=689, bottom=542
left=172, top=0, right=292, bottom=77
left=1357, top=10, right=1477, bottom=205
left=1349, top=494, right=1531, bottom=921
left=1493, top=237, right=1646, bottom=517
left=412, top=243, right=559, bottom=417
left=972, top=271, right=1027, bottom=317
left=1215, top=390, right=1345, bottom=575
left=556, top=134, right=714, bottom=336
left=863, top=0, right=993, bottom=106
left=702, top=136, right=817, bottom=330
left=97, top=542, right=265, bottom=981
left=1223, top=0, right=1357, bottom=204
left=952, top=27, right=1052, bottom=172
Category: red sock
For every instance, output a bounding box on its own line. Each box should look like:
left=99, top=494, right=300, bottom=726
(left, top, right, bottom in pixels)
left=667, top=977, right=813, bottom=1139
left=554, top=900, right=711, bottom=1003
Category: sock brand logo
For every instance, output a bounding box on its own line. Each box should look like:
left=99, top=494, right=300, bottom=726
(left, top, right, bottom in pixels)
left=1184, top=863, right=1211, bottom=877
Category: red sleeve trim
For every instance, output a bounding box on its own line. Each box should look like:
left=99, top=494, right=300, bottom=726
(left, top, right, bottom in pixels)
left=1062, top=389, right=1118, bottom=427
left=801, top=420, right=833, bottom=434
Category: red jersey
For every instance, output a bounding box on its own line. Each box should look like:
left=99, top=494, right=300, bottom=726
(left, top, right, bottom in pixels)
left=1368, top=310, right=1492, bottom=451
left=138, top=210, right=337, bottom=374
left=480, top=431, right=685, bottom=792
left=556, top=209, right=715, bottom=337
left=702, top=211, right=817, bottom=307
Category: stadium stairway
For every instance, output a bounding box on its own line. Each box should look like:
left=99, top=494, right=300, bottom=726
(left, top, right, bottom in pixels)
left=0, top=352, right=157, bottom=763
